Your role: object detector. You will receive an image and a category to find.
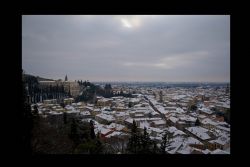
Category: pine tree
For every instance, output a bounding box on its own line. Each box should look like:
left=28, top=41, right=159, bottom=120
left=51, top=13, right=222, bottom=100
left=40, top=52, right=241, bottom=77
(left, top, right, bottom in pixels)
left=90, top=120, right=96, bottom=139
left=33, top=104, right=39, bottom=116
left=128, top=102, right=133, bottom=108
left=195, top=118, right=201, bottom=126
left=104, top=84, right=112, bottom=97
left=190, top=104, right=197, bottom=111
left=152, top=141, right=160, bottom=154
left=63, top=112, right=67, bottom=124
left=69, top=118, right=79, bottom=147
left=160, top=132, right=167, bottom=154
left=22, top=80, right=33, bottom=154
left=127, top=120, right=140, bottom=153
left=68, top=89, right=71, bottom=97
left=93, top=132, right=103, bottom=154
left=160, top=131, right=173, bottom=154
left=140, top=127, right=151, bottom=153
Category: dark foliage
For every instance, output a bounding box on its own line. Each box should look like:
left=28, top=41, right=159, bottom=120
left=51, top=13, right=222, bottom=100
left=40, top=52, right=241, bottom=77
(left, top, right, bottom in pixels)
left=195, top=118, right=201, bottom=126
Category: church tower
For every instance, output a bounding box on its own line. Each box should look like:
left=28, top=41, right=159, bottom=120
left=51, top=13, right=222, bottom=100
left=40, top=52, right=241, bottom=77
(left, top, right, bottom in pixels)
left=65, top=75, right=68, bottom=81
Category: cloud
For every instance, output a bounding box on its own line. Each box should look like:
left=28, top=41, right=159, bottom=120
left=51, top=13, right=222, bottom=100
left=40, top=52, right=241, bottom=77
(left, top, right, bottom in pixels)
left=22, top=15, right=230, bottom=82
left=123, top=51, right=211, bottom=69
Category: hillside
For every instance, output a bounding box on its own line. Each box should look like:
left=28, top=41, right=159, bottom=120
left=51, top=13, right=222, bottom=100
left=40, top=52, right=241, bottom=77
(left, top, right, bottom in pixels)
left=23, top=73, right=55, bottom=82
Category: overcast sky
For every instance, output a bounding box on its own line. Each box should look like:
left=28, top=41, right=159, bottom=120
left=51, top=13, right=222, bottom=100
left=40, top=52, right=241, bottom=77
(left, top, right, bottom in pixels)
left=22, top=15, right=230, bottom=82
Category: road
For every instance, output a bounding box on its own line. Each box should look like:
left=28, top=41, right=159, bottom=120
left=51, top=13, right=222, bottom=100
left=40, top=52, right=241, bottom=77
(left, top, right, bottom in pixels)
left=144, top=95, right=168, bottom=122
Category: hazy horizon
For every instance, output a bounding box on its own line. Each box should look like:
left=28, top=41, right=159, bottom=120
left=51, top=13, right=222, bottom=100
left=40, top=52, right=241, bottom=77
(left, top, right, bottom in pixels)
left=23, top=71, right=229, bottom=84
left=22, top=15, right=230, bottom=82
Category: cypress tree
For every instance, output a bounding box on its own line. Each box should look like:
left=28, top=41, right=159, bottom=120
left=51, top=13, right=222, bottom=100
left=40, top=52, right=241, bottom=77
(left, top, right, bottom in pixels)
left=160, top=132, right=167, bottom=154
left=160, top=131, right=173, bottom=154
left=90, top=120, right=96, bottom=139
left=195, top=118, right=201, bottom=126
left=63, top=112, right=67, bottom=124
left=140, top=127, right=151, bottom=153
left=22, top=79, right=33, bottom=154
left=127, top=120, right=140, bottom=153
left=69, top=118, right=79, bottom=147
left=33, top=104, right=39, bottom=116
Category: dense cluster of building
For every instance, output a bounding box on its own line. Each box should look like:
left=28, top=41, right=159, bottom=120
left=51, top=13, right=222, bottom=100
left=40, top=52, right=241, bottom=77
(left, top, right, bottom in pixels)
left=32, top=84, right=230, bottom=154
left=39, top=79, right=80, bottom=97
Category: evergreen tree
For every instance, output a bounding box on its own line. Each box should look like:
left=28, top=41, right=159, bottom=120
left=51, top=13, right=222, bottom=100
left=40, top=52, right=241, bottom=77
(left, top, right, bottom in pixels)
left=224, top=109, right=230, bottom=124
left=93, top=132, right=103, bottom=154
left=22, top=80, right=33, bottom=154
left=68, top=89, right=71, bottom=97
left=74, top=139, right=103, bottom=154
left=63, top=112, right=67, bottom=124
left=90, top=120, right=96, bottom=139
left=160, top=131, right=173, bottom=154
left=140, top=127, right=152, bottom=154
left=190, top=104, right=197, bottom=111
left=195, top=118, right=201, bottom=126
left=128, top=102, right=133, bottom=108
left=69, top=118, right=79, bottom=147
left=33, top=104, right=39, bottom=116
left=160, top=132, right=167, bottom=154
left=127, top=120, right=140, bottom=153
left=60, top=85, right=64, bottom=93
left=152, top=141, right=160, bottom=154
left=104, top=84, right=112, bottom=97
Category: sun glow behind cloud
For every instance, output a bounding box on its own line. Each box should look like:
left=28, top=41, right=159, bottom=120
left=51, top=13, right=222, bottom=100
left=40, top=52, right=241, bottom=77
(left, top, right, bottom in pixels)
left=120, top=16, right=141, bottom=29
left=121, top=19, right=132, bottom=28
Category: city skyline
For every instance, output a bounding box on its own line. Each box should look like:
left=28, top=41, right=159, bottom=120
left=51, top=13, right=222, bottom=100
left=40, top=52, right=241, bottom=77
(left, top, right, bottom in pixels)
left=22, top=15, right=230, bottom=82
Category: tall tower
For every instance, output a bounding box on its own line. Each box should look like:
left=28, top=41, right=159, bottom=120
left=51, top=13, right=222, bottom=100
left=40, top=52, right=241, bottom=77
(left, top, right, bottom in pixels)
left=65, top=75, right=68, bottom=81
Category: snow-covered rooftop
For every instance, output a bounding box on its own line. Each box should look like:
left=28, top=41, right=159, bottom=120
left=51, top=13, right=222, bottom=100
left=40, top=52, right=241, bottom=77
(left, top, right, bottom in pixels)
left=199, top=107, right=214, bottom=115
left=149, top=127, right=163, bottom=133
left=106, top=123, right=125, bottom=131
left=201, top=118, right=218, bottom=126
left=48, top=111, right=63, bottom=115
left=176, top=145, right=193, bottom=154
left=216, top=125, right=230, bottom=132
left=66, top=109, right=80, bottom=114
left=152, top=119, right=166, bottom=125
left=105, top=131, right=122, bottom=138
left=96, top=113, right=115, bottom=122
left=184, top=137, right=203, bottom=145
left=198, top=115, right=207, bottom=119
left=99, top=128, right=113, bottom=135
left=166, top=126, right=186, bottom=136
left=169, top=116, right=179, bottom=123
left=139, top=121, right=150, bottom=128
left=210, top=149, right=230, bottom=154
left=209, top=135, right=230, bottom=145
left=179, top=115, right=197, bottom=122
left=176, top=107, right=185, bottom=113
left=80, top=111, right=91, bottom=116
left=185, top=126, right=211, bottom=140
